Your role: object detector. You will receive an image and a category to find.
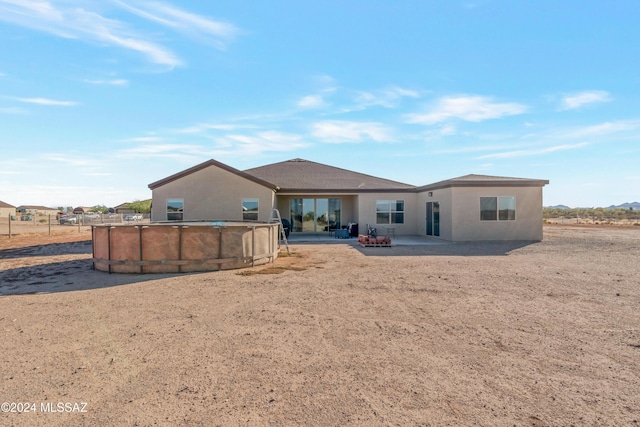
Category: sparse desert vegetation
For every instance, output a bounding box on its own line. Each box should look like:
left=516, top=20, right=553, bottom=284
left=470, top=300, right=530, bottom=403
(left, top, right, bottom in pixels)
left=544, top=207, right=640, bottom=225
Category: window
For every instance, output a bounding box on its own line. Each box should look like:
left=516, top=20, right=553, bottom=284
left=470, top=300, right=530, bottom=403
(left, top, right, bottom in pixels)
left=480, top=196, right=515, bottom=221
left=376, top=200, right=404, bottom=224
left=289, top=198, right=341, bottom=233
left=242, top=198, right=259, bottom=221
left=167, top=198, right=184, bottom=221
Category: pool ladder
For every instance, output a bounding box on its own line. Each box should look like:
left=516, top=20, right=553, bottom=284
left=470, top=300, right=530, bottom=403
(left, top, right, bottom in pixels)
left=269, top=208, right=290, bottom=254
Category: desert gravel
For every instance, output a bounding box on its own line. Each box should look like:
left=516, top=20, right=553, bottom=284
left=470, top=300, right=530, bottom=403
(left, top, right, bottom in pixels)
left=0, top=225, right=639, bottom=426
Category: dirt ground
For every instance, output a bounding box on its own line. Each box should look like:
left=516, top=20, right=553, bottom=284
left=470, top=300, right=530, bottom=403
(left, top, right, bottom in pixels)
left=1, top=225, right=639, bottom=426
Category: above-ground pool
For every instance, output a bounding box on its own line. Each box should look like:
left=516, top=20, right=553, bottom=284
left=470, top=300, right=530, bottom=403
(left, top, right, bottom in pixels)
left=92, top=221, right=280, bottom=273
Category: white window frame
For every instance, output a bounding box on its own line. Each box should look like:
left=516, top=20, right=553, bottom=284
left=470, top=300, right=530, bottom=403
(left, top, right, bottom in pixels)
left=242, top=198, right=259, bottom=221
left=167, top=198, right=184, bottom=221
left=376, top=199, right=405, bottom=224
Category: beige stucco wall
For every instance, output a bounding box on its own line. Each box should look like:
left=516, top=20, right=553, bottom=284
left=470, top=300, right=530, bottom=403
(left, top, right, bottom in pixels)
left=356, top=192, right=418, bottom=235
left=0, top=207, right=16, bottom=218
left=450, top=186, right=544, bottom=241
left=150, top=163, right=544, bottom=240
left=416, top=188, right=453, bottom=240
left=39, top=210, right=60, bottom=218
left=151, top=166, right=275, bottom=222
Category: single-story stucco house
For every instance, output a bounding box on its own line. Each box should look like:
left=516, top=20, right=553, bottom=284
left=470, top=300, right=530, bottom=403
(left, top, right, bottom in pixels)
left=148, top=158, right=549, bottom=241
left=16, top=205, right=60, bottom=217
left=113, top=203, right=135, bottom=214
left=0, top=200, right=16, bottom=218
left=73, top=206, right=95, bottom=214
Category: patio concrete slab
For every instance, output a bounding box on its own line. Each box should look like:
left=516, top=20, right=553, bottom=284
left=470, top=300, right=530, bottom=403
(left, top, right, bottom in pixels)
left=284, top=233, right=448, bottom=246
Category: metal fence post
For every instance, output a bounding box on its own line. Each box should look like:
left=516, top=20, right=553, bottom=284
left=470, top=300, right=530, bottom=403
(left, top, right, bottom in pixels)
left=251, top=226, right=255, bottom=267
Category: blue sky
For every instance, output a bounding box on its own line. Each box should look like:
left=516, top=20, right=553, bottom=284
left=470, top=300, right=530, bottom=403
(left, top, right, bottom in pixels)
left=0, top=0, right=638, bottom=209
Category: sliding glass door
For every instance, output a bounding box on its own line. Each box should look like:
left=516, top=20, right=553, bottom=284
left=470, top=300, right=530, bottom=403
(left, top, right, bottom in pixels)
left=315, top=198, right=328, bottom=231
left=302, top=198, right=315, bottom=231
left=328, top=198, right=341, bottom=230
left=426, top=201, right=440, bottom=236
left=290, top=198, right=341, bottom=233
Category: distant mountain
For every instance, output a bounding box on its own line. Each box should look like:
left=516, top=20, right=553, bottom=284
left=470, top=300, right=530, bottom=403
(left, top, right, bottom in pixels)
left=545, top=202, right=640, bottom=210
left=605, top=202, right=640, bottom=210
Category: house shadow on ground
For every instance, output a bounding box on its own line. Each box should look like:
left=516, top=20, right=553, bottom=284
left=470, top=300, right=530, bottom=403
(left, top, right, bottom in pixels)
left=0, top=240, right=92, bottom=260
left=0, top=241, right=184, bottom=296
left=351, top=239, right=539, bottom=257
left=287, top=235, right=539, bottom=257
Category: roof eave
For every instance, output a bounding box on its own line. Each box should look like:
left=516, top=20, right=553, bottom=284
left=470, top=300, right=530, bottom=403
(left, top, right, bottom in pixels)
left=148, top=159, right=278, bottom=191
left=416, top=179, right=550, bottom=192
left=276, top=187, right=417, bottom=194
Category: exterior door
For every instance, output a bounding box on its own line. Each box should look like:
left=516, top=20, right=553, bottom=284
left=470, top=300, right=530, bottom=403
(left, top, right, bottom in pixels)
left=426, top=202, right=440, bottom=236
left=302, top=198, right=315, bottom=231
left=290, top=198, right=341, bottom=232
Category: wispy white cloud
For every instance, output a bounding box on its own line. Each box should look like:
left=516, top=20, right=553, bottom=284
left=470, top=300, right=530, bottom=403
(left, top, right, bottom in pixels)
left=113, top=0, right=240, bottom=50
left=430, top=118, right=640, bottom=159
left=99, top=30, right=182, bottom=66
left=296, top=76, right=338, bottom=110
left=118, top=131, right=309, bottom=160
left=0, top=153, right=146, bottom=206
left=122, top=136, right=164, bottom=143
left=119, top=143, right=202, bottom=155
left=0, top=0, right=238, bottom=67
left=559, top=90, right=611, bottom=110
left=435, top=143, right=526, bottom=155
left=16, top=97, right=78, bottom=106
left=82, top=171, right=112, bottom=177
left=475, top=163, right=495, bottom=171
left=173, top=122, right=257, bottom=134
left=478, top=142, right=589, bottom=159
left=296, top=80, right=419, bottom=113
left=312, top=120, right=394, bottom=143
left=116, top=143, right=209, bottom=163
left=406, top=95, right=527, bottom=124
left=297, top=95, right=325, bottom=109
left=554, top=119, right=640, bottom=139
left=439, top=124, right=457, bottom=136
left=0, top=0, right=181, bottom=66
left=0, top=106, right=29, bottom=114
left=84, top=78, right=128, bottom=86
left=42, top=152, right=96, bottom=166
left=388, top=87, right=420, bottom=98
left=213, top=131, right=309, bottom=154
left=353, top=86, right=420, bottom=109
left=36, top=152, right=115, bottom=181
left=0, top=0, right=63, bottom=25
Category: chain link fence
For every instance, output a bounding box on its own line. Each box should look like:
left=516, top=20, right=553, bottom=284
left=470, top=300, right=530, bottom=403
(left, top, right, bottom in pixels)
left=1, top=213, right=150, bottom=237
